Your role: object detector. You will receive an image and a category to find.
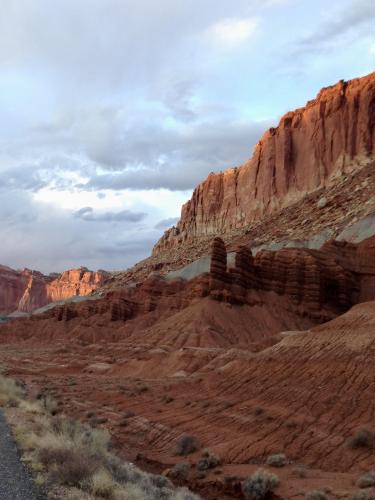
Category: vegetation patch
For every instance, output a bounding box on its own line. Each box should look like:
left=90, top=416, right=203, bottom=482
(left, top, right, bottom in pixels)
left=266, top=453, right=287, bottom=467
left=347, top=428, right=375, bottom=449
left=241, top=468, right=279, bottom=500
left=357, top=470, right=375, bottom=489
left=196, top=449, right=221, bottom=471
left=0, top=373, right=200, bottom=500
left=176, top=434, right=200, bottom=456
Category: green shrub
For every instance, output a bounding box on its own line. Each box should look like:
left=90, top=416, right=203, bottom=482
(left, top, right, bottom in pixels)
left=176, top=434, right=200, bottom=456
left=242, top=469, right=279, bottom=499
left=347, top=428, right=375, bottom=449
left=196, top=449, right=221, bottom=471
left=170, top=462, right=190, bottom=481
left=266, top=453, right=287, bottom=467
left=357, top=470, right=375, bottom=488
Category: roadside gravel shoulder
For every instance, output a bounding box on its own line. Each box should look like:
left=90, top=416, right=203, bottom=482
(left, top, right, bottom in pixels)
left=0, top=410, right=44, bottom=500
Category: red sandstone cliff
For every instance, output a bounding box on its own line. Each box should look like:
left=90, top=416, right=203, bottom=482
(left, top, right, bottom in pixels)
left=153, top=72, right=375, bottom=255
left=0, top=266, right=107, bottom=314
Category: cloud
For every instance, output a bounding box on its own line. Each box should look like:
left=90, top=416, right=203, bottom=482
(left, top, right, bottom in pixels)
left=295, top=0, right=375, bottom=53
left=79, top=118, right=269, bottom=191
left=370, top=43, right=375, bottom=54
left=0, top=188, right=157, bottom=272
left=205, top=17, right=259, bottom=50
left=154, top=217, right=179, bottom=230
left=73, top=206, right=147, bottom=223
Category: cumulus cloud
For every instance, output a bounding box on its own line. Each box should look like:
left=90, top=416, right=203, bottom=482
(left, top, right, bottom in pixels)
left=205, top=17, right=259, bottom=50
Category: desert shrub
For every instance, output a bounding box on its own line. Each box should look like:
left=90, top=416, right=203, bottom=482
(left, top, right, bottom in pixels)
left=305, top=490, right=327, bottom=500
left=170, top=489, right=201, bottom=500
left=149, top=473, right=173, bottom=489
left=242, top=469, right=279, bottom=500
left=292, top=465, right=307, bottom=478
left=348, top=428, right=375, bottom=449
left=351, top=492, right=375, bottom=500
left=106, top=455, right=143, bottom=485
left=254, top=407, right=264, bottom=416
left=51, top=416, right=110, bottom=455
left=41, top=395, right=58, bottom=415
left=196, top=449, right=221, bottom=471
left=0, top=374, right=23, bottom=403
left=357, top=470, right=375, bottom=488
left=39, top=446, right=78, bottom=466
left=170, top=462, right=190, bottom=481
left=50, top=449, right=100, bottom=486
left=266, top=453, right=287, bottom=467
left=162, top=395, right=174, bottom=404
left=89, top=469, right=117, bottom=498
left=175, top=434, right=200, bottom=456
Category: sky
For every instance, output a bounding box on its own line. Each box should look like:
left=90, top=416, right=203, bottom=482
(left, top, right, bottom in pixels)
left=0, top=0, right=374, bottom=273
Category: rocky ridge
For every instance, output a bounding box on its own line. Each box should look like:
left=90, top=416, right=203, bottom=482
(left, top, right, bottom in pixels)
left=0, top=266, right=108, bottom=314
left=153, top=72, right=375, bottom=258
left=106, top=160, right=374, bottom=288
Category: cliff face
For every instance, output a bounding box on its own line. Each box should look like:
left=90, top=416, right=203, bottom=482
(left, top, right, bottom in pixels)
left=153, top=72, right=375, bottom=255
left=0, top=266, right=107, bottom=314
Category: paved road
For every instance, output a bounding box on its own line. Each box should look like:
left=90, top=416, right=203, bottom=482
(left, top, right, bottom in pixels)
left=0, top=411, right=44, bottom=500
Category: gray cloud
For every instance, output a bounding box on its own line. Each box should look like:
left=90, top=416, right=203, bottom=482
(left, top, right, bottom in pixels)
left=296, top=0, right=375, bottom=53
left=154, top=217, right=179, bottom=230
left=0, top=188, right=155, bottom=272
left=80, top=119, right=268, bottom=190
left=0, top=0, right=370, bottom=274
left=73, top=206, right=147, bottom=223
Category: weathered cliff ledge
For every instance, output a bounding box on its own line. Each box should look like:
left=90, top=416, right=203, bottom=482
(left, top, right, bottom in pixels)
left=0, top=266, right=108, bottom=314
left=153, top=72, right=375, bottom=256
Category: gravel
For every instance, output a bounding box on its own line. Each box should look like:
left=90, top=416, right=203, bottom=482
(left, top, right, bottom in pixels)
left=0, top=411, right=44, bottom=499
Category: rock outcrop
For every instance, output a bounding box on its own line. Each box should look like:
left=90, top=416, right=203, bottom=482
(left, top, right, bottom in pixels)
left=153, top=72, right=375, bottom=256
left=0, top=266, right=107, bottom=314
left=208, top=238, right=358, bottom=315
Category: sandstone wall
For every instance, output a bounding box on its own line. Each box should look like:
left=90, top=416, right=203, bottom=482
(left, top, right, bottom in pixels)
left=154, top=72, right=375, bottom=255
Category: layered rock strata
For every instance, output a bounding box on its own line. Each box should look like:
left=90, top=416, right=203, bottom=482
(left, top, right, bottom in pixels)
left=154, top=72, right=375, bottom=256
left=0, top=266, right=107, bottom=314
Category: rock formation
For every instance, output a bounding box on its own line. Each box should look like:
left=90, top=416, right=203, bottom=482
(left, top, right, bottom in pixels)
left=153, top=72, right=375, bottom=256
left=207, top=238, right=358, bottom=314
left=0, top=266, right=108, bottom=314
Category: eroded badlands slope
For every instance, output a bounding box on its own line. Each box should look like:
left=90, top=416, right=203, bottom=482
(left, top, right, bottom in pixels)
left=0, top=234, right=374, bottom=498
left=1, top=72, right=375, bottom=499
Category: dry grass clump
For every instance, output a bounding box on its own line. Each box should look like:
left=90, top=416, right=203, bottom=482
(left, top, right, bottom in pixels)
left=1, top=370, right=201, bottom=500
left=266, top=453, right=287, bottom=467
left=347, top=428, right=375, bottom=449
left=176, top=434, right=200, bottom=456
left=357, top=470, right=375, bottom=488
left=242, top=469, right=279, bottom=500
left=0, top=374, right=24, bottom=405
